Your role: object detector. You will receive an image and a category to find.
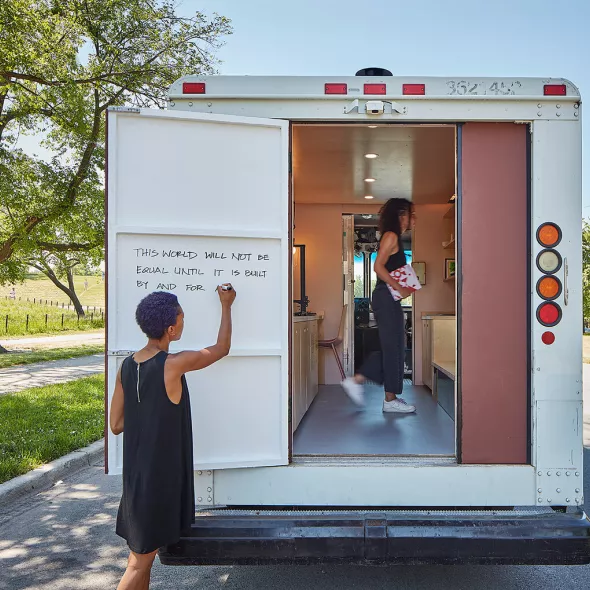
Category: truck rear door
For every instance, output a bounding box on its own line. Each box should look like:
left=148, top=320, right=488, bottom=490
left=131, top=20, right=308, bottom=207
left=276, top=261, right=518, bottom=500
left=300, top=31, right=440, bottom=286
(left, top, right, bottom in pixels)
left=106, top=108, right=290, bottom=473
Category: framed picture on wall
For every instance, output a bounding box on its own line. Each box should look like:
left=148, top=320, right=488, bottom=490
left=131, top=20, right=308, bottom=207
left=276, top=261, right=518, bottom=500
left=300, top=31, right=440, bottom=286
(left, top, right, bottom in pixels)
left=413, top=261, right=426, bottom=285
left=444, top=258, right=456, bottom=280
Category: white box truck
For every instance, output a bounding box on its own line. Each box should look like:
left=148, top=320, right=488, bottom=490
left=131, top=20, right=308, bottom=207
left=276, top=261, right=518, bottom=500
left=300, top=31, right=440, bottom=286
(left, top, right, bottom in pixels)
left=106, top=67, right=590, bottom=564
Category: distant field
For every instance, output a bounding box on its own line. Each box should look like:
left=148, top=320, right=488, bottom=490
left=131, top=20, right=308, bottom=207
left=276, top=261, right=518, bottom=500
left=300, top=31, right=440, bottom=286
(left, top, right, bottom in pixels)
left=5, top=274, right=105, bottom=309
left=0, top=299, right=104, bottom=336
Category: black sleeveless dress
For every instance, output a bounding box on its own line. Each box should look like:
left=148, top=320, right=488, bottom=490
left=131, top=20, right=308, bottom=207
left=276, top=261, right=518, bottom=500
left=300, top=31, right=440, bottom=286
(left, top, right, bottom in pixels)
left=115, top=350, right=195, bottom=554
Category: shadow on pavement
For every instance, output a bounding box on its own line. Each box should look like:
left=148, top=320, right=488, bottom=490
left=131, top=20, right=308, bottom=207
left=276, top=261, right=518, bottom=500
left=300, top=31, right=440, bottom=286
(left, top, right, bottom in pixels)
left=0, top=451, right=589, bottom=590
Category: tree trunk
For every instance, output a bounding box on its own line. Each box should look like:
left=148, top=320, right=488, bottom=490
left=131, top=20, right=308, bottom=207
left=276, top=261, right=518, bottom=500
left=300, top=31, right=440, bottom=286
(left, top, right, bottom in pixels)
left=33, top=263, right=86, bottom=317
left=66, top=267, right=85, bottom=317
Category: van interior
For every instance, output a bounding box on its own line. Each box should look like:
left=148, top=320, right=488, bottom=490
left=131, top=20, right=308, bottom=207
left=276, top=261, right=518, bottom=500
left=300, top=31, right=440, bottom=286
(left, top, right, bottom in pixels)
left=291, top=124, right=457, bottom=459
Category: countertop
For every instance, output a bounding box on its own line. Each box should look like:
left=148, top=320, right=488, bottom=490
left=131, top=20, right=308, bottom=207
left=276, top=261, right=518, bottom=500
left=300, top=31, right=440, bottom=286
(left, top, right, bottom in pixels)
left=293, top=313, right=323, bottom=323
left=433, top=360, right=456, bottom=380
left=422, top=314, right=456, bottom=321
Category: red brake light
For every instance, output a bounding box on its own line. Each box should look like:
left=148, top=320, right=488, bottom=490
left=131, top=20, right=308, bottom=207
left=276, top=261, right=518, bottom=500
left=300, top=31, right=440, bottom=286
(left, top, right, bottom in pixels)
left=325, top=83, right=347, bottom=95
left=403, top=84, right=425, bottom=95
left=182, top=82, right=206, bottom=94
left=543, top=84, right=566, bottom=96
left=364, top=84, right=386, bottom=95
left=537, top=302, right=562, bottom=327
left=542, top=331, right=556, bottom=345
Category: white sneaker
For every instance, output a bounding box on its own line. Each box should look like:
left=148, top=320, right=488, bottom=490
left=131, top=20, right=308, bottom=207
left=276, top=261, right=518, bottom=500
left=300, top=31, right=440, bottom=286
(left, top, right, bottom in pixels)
left=383, top=398, right=416, bottom=413
left=341, top=377, right=365, bottom=406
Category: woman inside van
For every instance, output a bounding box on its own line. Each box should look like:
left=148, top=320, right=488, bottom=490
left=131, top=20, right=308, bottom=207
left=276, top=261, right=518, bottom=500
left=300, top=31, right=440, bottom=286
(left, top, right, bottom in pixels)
left=342, top=198, right=416, bottom=413
left=110, top=285, right=236, bottom=590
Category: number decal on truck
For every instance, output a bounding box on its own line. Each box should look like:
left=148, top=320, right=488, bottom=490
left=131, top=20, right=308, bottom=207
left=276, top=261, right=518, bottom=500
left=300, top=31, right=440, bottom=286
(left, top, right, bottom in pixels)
left=447, top=81, right=480, bottom=95
left=447, top=80, right=523, bottom=96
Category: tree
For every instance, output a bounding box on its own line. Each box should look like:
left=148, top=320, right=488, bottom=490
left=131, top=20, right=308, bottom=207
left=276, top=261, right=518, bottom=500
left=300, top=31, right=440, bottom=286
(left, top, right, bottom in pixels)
left=583, top=220, right=590, bottom=325
left=0, top=0, right=232, bottom=315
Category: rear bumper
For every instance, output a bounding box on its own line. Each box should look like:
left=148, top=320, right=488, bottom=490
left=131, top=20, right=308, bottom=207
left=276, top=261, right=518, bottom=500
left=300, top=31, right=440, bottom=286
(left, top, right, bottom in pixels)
left=159, top=508, right=590, bottom=566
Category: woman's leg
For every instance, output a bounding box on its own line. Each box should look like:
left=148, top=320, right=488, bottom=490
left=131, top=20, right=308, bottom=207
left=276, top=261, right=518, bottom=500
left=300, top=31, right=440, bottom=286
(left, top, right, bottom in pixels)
left=117, top=549, right=158, bottom=590
left=371, top=291, right=404, bottom=402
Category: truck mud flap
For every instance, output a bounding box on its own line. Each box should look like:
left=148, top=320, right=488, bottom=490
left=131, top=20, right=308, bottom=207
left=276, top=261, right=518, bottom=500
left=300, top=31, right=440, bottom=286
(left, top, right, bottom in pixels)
left=159, top=508, right=590, bottom=566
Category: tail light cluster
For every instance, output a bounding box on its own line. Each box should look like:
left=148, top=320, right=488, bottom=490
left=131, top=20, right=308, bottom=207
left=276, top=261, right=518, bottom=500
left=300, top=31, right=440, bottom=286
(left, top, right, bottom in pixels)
left=535, top=223, right=563, bottom=343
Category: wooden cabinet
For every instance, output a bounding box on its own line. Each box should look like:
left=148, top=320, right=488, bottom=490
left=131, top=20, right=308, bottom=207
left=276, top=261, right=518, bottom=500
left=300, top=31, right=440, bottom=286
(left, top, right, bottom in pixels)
left=422, top=316, right=456, bottom=392
left=292, top=319, right=319, bottom=431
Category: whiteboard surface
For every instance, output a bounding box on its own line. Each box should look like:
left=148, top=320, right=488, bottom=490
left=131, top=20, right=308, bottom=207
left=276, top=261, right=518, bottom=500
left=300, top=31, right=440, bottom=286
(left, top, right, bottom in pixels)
left=113, top=114, right=283, bottom=232
left=114, top=233, right=282, bottom=352
left=107, top=109, right=289, bottom=472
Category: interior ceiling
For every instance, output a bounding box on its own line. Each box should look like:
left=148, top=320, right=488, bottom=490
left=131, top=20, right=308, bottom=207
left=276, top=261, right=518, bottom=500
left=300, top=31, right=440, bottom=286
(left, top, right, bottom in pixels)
left=293, top=124, right=456, bottom=205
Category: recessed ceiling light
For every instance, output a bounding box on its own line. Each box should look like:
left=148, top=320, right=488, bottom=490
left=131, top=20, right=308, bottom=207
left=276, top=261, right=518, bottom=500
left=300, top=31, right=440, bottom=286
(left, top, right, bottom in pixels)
left=364, top=195, right=374, bottom=199
left=365, top=153, right=378, bottom=159
left=365, top=178, right=375, bottom=183
left=368, top=125, right=378, bottom=129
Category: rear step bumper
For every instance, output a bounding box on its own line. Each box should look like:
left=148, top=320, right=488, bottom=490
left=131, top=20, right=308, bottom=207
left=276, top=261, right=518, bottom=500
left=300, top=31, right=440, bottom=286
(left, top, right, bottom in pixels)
left=159, top=508, right=590, bottom=566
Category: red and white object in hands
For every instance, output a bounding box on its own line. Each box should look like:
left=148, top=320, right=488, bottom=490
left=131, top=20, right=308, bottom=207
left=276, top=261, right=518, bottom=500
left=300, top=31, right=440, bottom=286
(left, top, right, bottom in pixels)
left=387, top=264, right=422, bottom=301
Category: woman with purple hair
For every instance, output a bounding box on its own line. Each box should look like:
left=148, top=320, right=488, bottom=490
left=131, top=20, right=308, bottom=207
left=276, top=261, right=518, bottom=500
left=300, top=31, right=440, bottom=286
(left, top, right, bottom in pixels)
left=110, top=284, right=236, bottom=590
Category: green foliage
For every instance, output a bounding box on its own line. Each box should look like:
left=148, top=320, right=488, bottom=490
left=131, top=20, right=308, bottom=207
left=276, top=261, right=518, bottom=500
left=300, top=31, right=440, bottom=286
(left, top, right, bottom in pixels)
left=0, top=0, right=232, bottom=291
left=583, top=220, right=590, bottom=322
left=0, top=344, right=104, bottom=369
left=0, top=374, right=104, bottom=483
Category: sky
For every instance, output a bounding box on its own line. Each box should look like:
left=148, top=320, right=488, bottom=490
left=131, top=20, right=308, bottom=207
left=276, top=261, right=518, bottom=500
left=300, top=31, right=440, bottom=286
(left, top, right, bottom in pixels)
left=17, top=0, right=590, bottom=209
left=183, top=0, right=590, bottom=212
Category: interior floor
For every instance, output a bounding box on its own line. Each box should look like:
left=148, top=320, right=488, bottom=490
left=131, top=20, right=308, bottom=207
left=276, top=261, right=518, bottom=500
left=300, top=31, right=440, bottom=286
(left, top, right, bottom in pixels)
left=293, top=384, right=455, bottom=457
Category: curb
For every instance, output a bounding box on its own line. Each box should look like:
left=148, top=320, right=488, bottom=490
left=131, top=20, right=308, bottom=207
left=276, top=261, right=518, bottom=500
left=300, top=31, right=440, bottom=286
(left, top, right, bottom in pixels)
left=0, top=438, right=104, bottom=506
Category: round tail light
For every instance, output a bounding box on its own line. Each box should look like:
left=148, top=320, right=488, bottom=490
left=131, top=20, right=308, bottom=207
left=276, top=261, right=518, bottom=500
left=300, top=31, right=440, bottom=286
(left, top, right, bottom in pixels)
left=542, top=331, right=556, bottom=345
left=537, top=302, right=562, bottom=327
left=537, top=276, right=562, bottom=300
left=536, top=249, right=562, bottom=274
left=537, top=223, right=562, bottom=248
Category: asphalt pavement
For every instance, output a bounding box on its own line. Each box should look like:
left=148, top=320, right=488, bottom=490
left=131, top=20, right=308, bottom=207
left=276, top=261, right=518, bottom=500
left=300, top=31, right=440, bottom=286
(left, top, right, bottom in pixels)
left=0, top=366, right=589, bottom=589
left=0, top=355, right=104, bottom=395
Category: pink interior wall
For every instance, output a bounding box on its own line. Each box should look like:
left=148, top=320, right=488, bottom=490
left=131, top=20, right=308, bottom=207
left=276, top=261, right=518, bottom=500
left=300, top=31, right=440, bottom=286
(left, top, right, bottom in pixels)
left=461, top=123, right=528, bottom=465
left=294, top=203, right=381, bottom=385
left=412, top=204, right=456, bottom=385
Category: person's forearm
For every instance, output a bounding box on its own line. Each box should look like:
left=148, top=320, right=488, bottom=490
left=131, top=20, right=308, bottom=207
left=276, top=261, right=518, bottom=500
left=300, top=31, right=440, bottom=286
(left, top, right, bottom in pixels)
left=375, top=263, right=403, bottom=291
left=216, top=304, right=232, bottom=353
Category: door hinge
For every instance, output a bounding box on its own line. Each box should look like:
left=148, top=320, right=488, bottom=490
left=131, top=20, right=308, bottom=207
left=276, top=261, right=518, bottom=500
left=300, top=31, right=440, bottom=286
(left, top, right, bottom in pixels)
left=288, top=151, right=292, bottom=174
left=195, top=469, right=214, bottom=507
left=108, top=106, right=141, bottom=114
left=108, top=350, right=136, bottom=357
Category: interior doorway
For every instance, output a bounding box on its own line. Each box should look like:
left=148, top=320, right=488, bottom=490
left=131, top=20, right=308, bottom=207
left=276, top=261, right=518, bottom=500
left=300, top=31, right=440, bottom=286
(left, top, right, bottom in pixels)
left=291, top=123, right=457, bottom=458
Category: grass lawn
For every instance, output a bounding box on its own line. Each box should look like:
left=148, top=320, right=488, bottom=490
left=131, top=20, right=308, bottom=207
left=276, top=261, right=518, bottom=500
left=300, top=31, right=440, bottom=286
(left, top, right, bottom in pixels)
left=0, top=375, right=104, bottom=484
left=5, top=273, right=105, bottom=309
left=0, top=299, right=104, bottom=337
left=0, top=345, right=104, bottom=369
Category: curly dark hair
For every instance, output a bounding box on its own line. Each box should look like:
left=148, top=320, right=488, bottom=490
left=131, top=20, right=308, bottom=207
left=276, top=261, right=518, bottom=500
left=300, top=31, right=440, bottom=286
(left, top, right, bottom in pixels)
left=135, top=291, right=181, bottom=339
left=378, top=198, right=413, bottom=237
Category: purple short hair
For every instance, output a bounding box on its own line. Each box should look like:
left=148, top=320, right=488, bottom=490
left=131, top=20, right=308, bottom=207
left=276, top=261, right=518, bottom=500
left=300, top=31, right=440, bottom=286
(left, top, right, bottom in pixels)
left=135, top=291, right=181, bottom=339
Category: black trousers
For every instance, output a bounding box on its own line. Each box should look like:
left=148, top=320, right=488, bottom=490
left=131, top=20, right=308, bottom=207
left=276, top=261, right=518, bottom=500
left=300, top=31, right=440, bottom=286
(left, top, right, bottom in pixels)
left=358, top=284, right=405, bottom=395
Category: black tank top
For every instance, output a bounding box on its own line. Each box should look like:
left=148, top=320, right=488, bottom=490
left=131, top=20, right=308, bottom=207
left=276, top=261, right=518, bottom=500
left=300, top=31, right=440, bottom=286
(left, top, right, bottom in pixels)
left=116, top=350, right=195, bottom=554
left=376, top=233, right=407, bottom=288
